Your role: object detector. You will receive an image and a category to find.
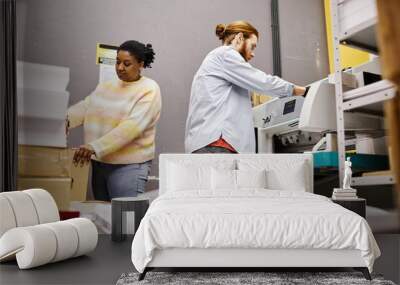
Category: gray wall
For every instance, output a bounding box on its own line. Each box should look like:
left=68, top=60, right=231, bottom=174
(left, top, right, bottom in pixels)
left=279, top=0, right=329, bottom=85
left=16, top=0, right=328, bottom=182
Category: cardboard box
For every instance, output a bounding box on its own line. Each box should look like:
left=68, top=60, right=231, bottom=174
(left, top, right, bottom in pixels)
left=70, top=201, right=111, bottom=234
left=18, top=145, right=90, bottom=202
left=70, top=201, right=137, bottom=234
left=69, top=151, right=90, bottom=201
left=18, top=145, right=71, bottom=177
left=18, top=177, right=72, bottom=210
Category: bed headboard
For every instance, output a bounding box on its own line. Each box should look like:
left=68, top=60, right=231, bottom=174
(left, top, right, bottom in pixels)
left=159, top=153, right=314, bottom=195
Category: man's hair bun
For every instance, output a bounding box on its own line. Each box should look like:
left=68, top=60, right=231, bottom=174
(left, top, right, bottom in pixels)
left=215, top=24, right=226, bottom=40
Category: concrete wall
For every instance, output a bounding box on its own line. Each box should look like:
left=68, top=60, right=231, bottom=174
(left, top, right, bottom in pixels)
left=16, top=0, right=329, bottom=187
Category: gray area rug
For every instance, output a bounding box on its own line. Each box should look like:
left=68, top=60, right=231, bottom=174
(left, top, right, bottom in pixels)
left=116, top=271, right=396, bottom=285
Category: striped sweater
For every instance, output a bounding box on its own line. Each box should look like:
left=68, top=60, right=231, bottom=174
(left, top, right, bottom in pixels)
left=67, top=76, right=161, bottom=164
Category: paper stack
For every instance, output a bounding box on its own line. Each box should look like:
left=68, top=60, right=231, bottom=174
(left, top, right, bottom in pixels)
left=332, top=188, right=358, bottom=200
left=17, top=61, right=70, bottom=147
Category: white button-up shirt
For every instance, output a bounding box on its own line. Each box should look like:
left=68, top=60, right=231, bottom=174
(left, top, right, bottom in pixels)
left=185, top=45, right=294, bottom=153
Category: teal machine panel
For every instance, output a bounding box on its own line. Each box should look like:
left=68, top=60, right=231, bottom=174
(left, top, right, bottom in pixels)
left=313, top=152, right=389, bottom=172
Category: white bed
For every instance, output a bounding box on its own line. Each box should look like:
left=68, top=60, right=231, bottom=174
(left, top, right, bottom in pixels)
left=131, top=154, right=380, bottom=280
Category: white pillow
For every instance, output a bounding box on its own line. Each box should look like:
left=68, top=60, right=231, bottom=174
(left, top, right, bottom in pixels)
left=237, top=159, right=307, bottom=191
left=167, top=163, right=212, bottom=191
left=236, top=169, right=267, bottom=189
left=211, top=169, right=268, bottom=190
left=166, top=159, right=236, bottom=192
left=211, top=168, right=236, bottom=190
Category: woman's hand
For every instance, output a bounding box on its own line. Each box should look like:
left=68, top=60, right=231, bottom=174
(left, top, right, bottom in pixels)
left=73, top=144, right=95, bottom=167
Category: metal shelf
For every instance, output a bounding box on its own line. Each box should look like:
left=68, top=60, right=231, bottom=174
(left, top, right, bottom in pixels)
left=343, top=80, right=397, bottom=111
left=351, top=175, right=395, bottom=186
left=340, top=22, right=377, bottom=53
left=330, top=0, right=394, bottom=187
left=338, top=0, right=378, bottom=52
left=343, top=80, right=394, bottom=100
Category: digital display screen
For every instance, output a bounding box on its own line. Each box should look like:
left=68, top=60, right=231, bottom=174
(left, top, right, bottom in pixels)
left=283, top=99, right=296, bottom=115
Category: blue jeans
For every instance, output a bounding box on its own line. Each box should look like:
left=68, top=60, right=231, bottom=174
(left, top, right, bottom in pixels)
left=91, top=160, right=151, bottom=201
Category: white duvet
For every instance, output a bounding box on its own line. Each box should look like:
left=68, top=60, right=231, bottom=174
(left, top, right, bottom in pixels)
left=131, top=190, right=380, bottom=273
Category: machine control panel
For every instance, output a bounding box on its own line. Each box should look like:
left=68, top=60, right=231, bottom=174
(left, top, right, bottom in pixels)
left=253, top=96, right=305, bottom=130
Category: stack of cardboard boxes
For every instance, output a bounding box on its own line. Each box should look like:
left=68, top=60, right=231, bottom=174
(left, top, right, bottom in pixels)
left=16, top=61, right=113, bottom=232
left=18, top=145, right=89, bottom=210
left=16, top=61, right=89, bottom=211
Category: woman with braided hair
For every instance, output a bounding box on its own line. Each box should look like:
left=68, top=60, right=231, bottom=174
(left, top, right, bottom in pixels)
left=185, top=21, right=307, bottom=154
left=66, top=40, right=161, bottom=200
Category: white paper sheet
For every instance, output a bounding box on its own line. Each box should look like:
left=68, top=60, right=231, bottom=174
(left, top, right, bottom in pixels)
left=99, top=64, right=118, bottom=83
left=17, top=61, right=70, bottom=147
